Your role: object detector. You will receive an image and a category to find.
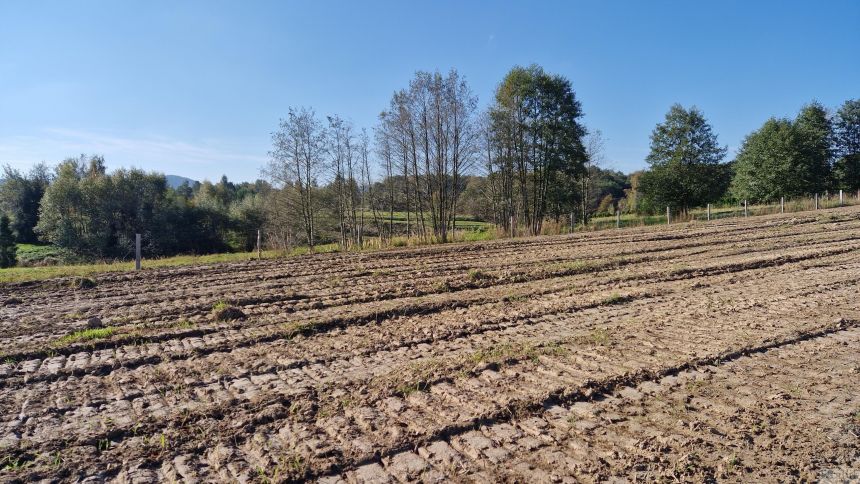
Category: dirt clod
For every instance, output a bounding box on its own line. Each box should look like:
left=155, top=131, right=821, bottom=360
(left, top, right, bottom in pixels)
left=69, top=277, right=97, bottom=290
left=2, top=296, right=22, bottom=305
left=211, top=306, right=246, bottom=321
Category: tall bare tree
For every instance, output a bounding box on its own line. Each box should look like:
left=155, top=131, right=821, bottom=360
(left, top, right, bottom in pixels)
left=580, top=129, right=606, bottom=224
left=268, top=107, right=326, bottom=251
left=374, top=124, right=397, bottom=241
left=378, top=69, right=479, bottom=242
left=358, top=129, right=380, bottom=247
left=327, top=115, right=363, bottom=248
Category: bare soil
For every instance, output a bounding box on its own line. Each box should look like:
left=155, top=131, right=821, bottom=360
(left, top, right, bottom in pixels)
left=0, top=207, right=858, bottom=482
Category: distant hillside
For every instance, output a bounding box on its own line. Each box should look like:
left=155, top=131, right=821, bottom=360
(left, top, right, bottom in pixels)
left=165, top=175, right=198, bottom=188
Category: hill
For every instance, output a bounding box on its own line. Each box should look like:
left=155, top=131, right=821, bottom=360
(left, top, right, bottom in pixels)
left=165, top=174, right=197, bottom=188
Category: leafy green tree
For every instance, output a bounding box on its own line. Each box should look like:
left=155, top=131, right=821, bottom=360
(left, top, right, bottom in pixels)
left=834, top=99, right=860, bottom=190
left=229, top=193, right=268, bottom=250
left=794, top=101, right=833, bottom=193
left=38, top=156, right=207, bottom=258
left=36, top=158, right=89, bottom=252
left=732, top=102, right=838, bottom=202
left=730, top=118, right=806, bottom=201
left=488, top=64, right=587, bottom=234
left=639, top=104, right=729, bottom=213
left=0, top=163, right=52, bottom=243
left=0, top=214, right=17, bottom=268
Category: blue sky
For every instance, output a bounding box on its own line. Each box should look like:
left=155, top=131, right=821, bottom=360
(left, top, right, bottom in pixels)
left=1, top=1, right=858, bottom=182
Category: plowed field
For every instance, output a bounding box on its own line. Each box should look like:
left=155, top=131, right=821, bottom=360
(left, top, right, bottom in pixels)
left=1, top=207, right=859, bottom=482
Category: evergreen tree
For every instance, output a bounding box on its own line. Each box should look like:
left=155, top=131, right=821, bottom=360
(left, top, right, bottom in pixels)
left=0, top=214, right=17, bottom=268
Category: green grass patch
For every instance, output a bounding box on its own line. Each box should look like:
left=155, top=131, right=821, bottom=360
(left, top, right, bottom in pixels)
left=210, top=301, right=246, bottom=321
left=0, top=249, right=285, bottom=284
left=461, top=226, right=497, bottom=242
left=287, top=243, right=340, bottom=256
left=52, top=327, right=116, bottom=348
left=16, top=243, right=80, bottom=266
left=171, top=319, right=195, bottom=329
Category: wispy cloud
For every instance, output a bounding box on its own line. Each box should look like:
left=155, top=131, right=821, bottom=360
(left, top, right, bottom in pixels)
left=0, top=128, right=267, bottom=180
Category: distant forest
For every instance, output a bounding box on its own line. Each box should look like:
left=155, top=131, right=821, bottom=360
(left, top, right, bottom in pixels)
left=1, top=64, right=858, bottom=265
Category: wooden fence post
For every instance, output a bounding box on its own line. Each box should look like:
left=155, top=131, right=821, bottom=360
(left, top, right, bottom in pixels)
left=569, top=212, right=573, bottom=234
left=135, top=233, right=141, bottom=271
left=257, top=229, right=262, bottom=259
left=781, top=196, right=784, bottom=214
left=815, top=193, right=819, bottom=210
left=707, top=203, right=710, bottom=221
left=666, top=206, right=670, bottom=225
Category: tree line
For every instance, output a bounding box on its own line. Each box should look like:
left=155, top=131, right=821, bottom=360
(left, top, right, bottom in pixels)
left=0, top=64, right=857, bottom=265
left=632, top=99, right=859, bottom=215
left=0, top=156, right=269, bottom=264
left=267, top=65, right=593, bottom=250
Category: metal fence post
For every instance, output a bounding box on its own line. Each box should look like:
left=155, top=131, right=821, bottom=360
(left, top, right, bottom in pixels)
left=257, top=229, right=262, bottom=259
left=815, top=193, right=819, bottom=210
left=666, top=206, right=670, bottom=225
left=616, top=210, right=620, bottom=228
left=840, top=189, right=843, bottom=206
left=781, top=196, right=784, bottom=214
left=135, top=233, right=141, bottom=271
left=707, top=203, right=710, bottom=221
left=744, top=200, right=748, bottom=217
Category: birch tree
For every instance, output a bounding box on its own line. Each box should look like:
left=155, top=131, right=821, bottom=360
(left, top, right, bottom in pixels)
left=268, top=107, right=325, bottom=251
left=378, top=69, right=479, bottom=242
